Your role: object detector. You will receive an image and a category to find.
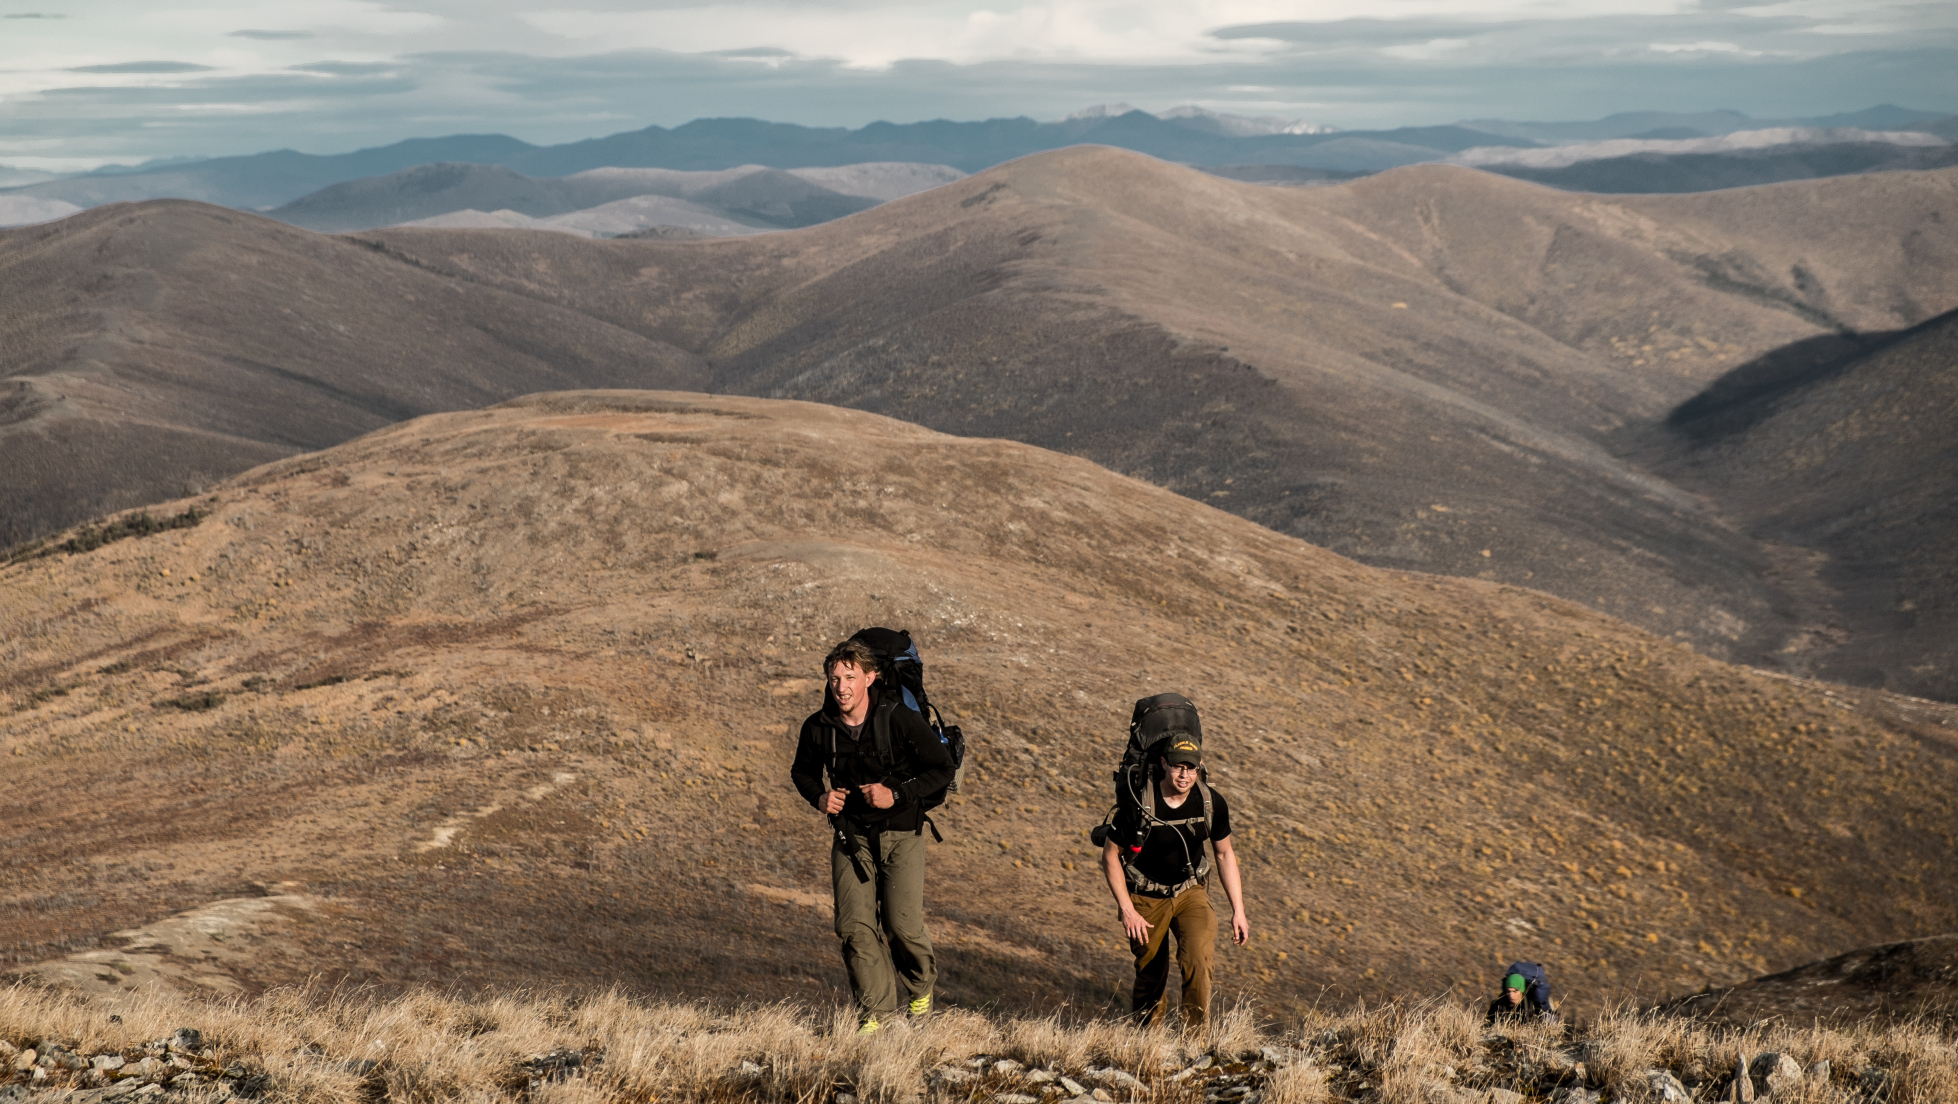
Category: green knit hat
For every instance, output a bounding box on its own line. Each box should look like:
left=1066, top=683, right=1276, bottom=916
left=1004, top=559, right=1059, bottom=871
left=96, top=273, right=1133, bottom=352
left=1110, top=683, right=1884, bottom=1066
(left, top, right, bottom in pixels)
left=1504, top=973, right=1528, bottom=991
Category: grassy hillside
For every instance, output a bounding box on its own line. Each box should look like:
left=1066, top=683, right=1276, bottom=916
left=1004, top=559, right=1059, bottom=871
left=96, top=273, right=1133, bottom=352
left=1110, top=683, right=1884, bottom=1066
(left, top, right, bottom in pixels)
left=4, top=393, right=1953, bottom=1019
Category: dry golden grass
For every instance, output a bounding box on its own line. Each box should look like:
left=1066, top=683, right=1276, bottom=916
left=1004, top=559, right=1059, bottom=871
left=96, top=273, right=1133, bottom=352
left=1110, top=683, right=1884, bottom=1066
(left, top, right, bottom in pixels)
left=4, top=982, right=1952, bottom=1104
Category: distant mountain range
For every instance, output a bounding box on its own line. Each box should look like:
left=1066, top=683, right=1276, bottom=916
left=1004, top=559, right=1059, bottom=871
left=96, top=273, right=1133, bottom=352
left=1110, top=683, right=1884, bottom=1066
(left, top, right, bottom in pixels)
left=2, top=104, right=1950, bottom=227
left=266, top=162, right=964, bottom=235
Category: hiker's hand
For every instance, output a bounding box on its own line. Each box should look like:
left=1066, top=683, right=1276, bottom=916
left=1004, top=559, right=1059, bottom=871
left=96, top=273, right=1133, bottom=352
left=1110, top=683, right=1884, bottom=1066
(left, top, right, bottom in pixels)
left=1230, top=911, right=1250, bottom=946
left=823, top=789, right=849, bottom=814
left=1121, top=908, right=1152, bottom=944
left=860, top=783, right=895, bottom=809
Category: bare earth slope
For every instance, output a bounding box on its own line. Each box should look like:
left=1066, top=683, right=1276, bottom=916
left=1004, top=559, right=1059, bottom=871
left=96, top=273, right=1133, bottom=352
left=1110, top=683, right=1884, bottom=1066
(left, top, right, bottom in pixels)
left=1656, top=308, right=1958, bottom=700
left=3, top=392, right=1954, bottom=1020
left=0, top=202, right=705, bottom=549
left=365, top=150, right=1958, bottom=681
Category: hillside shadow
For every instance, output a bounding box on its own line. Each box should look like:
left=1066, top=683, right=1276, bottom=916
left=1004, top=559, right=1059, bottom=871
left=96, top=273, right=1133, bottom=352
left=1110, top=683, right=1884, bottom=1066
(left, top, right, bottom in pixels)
left=1662, top=314, right=1953, bottom=442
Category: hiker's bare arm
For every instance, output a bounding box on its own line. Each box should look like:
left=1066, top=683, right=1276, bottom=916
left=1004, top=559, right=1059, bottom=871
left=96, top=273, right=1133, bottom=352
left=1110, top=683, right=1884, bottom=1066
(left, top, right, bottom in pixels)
left=858, top=783, right=895, bottom=809
left=1213, top=836, right=1250, bottom=945
left=823, top=788, right=849, bottom=814
left=1103, top=839, right=1151, bottom=943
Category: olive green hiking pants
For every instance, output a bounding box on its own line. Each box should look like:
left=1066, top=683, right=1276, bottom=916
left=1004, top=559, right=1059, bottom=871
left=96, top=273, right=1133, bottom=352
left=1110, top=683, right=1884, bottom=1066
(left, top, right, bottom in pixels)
left=1128, top=883, right=1216, bottom=1027
left=831, top=828, right=935, bottom=1018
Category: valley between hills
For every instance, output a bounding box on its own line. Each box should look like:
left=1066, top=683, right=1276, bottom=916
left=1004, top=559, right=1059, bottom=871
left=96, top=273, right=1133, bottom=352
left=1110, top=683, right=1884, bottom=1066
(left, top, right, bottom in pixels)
left=3, top=393, right=1955, bottom=1022
left=3, top=148, right=1956, bottom=702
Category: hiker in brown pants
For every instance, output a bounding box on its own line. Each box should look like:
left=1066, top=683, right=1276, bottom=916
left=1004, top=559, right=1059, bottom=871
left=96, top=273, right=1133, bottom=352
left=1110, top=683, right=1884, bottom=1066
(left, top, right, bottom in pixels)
left=1101, top=735, right=1248, bottom=1027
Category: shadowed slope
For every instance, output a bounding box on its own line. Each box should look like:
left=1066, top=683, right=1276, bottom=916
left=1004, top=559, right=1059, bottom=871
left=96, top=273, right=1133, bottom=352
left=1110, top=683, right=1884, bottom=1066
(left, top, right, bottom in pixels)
left=1660, top=935, right=1958, bottom=1028
left=3, top=392, right=1954, bottom=1019
left=1657, top=308, right=1958, bottom=700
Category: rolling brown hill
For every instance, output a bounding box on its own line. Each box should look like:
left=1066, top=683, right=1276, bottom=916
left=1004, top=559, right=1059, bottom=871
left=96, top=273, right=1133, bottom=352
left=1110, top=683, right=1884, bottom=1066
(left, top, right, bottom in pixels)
left=358, top=150, right=1958, bottom=688
left=4, top=392, right=1954, bottom=1021
left=0, top=202, right=704, bottom=549
left=6, top=150, right=1957, bottom=699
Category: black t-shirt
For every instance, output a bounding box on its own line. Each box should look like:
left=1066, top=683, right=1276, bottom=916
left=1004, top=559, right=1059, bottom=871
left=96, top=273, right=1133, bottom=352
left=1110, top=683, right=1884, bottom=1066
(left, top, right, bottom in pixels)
left=1124, top=781, right=1231, bottom=893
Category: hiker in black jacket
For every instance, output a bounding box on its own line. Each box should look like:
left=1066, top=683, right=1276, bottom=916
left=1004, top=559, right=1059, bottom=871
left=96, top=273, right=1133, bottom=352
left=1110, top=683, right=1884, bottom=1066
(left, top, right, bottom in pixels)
left=790, top=637, right=955, bottom=1036
left=1486, top=970, right=1560, bottom=1025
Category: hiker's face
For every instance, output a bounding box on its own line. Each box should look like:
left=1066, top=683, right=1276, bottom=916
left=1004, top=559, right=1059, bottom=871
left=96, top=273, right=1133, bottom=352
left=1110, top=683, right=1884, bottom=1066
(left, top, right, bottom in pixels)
left=1164, top=761, right=1200, bottom=796
left=1504, top=987, right=1523, bottom=1005
left=828, top=661, right=877, bottom=714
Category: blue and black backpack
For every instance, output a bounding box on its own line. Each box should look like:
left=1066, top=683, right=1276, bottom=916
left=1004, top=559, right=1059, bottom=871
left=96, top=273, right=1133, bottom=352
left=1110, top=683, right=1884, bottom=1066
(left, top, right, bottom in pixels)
left=1504, top=961, right=1555, bottom=1015
left=848, top=627, right=965, bottom=811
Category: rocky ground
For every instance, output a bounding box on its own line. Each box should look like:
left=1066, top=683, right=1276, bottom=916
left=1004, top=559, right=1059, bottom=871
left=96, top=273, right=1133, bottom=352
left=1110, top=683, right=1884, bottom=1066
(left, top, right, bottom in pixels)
left=2, top=982, right=1953, bottom=1104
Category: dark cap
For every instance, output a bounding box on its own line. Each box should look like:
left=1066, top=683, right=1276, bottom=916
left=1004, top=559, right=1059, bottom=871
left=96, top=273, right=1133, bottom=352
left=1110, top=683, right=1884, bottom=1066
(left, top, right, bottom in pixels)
left=1162, top=736, right=1202, bottom=767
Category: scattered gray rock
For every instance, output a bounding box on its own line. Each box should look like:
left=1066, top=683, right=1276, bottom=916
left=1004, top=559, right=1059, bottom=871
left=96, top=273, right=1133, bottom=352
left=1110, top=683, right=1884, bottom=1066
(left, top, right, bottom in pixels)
left=1094, top=1068, right=1144, bottom=1089
left=1642, top=1069, right=1690, bottom=1103
left=968, top=1056, right=995, bottom=1069
left=11, top=1050, right=36, bottom=1072
left=1194, top=1055, right=1215, bottom=1071
left=992, top=1094, right=1038, bottom=1104
left=167, top=1072, right=204, bottom=1089
left=167, top=1029, right=204, bottom=1054
left=1550, top=1089, right=1601, bottom=1104
left=935, top=1067, right=976, bottom=1086
left=1487, top=1089, right=1525, bottom=1104
left=995, top=1059, right=1027, bottom=1075
left=1090, top=1091, right=1113, bottom=1103
left=836, top=1093, right=857, bottom=1104
left=92, top=1055, right=127, bottom=1071
left=1806, top=1060, right=1830, bottom=1083
left=1724, top=1056, right=1755, bottom=1103
left=1751, top=1053, right=1802, bottom=1093
left=1259, top=1046, right=1307, bottom=1069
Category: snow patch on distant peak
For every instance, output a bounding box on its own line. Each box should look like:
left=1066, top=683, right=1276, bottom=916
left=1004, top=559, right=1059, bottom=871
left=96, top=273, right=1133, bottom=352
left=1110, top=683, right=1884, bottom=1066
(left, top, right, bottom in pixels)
left=1159, top=105, right=1340, bottom=136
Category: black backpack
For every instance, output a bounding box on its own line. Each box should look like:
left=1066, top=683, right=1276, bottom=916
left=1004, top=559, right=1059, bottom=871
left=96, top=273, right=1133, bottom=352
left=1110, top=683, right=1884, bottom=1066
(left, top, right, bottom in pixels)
left=1121, top=693, right=1203, bottom=776
left=1504, top=961, right=1555, bottom=1014
left=847, top=627, right=965, bottom=811
left=1091, top=694, right=1213, bottom=893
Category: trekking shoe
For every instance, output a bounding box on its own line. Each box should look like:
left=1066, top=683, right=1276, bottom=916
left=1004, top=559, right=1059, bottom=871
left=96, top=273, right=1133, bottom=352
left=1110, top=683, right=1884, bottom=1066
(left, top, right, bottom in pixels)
left=907, top=993, right=932, bottom=1018
left=856, top=1016, right=881, bottom=1036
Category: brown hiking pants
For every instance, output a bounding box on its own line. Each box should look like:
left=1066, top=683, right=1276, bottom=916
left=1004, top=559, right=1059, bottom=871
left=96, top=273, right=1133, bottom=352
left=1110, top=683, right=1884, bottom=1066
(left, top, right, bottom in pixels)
left=831, top=828, right=935, bottom=1018
left=1128, top=883, right=1217, bottom=1027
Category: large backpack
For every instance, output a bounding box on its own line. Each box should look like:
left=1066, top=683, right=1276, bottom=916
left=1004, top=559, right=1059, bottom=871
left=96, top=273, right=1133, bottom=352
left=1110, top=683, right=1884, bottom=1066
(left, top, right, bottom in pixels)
left=847, top=627, right=965, bottom=812
left=1092, top=693, right=1214, bottom=895
left=1504, top=961, right=1555, bottom=1014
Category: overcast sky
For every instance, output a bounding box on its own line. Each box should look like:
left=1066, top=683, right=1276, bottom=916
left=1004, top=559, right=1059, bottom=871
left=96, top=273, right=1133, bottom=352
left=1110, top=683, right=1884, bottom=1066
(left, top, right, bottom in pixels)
left=3, top=0, right=1954, bottom=169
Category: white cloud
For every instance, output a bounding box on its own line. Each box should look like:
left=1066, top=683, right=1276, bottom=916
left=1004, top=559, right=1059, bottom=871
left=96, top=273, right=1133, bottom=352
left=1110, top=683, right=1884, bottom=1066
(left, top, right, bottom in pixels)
left=0, top=0, right=1950, bottom=164
left=1648, top=39, right=1764, bottom=53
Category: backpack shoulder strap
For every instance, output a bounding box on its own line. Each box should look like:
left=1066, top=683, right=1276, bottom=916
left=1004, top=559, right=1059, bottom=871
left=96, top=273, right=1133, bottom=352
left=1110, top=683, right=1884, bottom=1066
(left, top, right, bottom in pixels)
left=872, top=699, right=894, bottom=766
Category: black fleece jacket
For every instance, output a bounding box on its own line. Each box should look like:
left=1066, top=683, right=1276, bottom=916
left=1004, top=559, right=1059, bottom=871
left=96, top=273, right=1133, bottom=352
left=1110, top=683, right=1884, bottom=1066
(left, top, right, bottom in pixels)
left=790, top=686, right=954, bottom=832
